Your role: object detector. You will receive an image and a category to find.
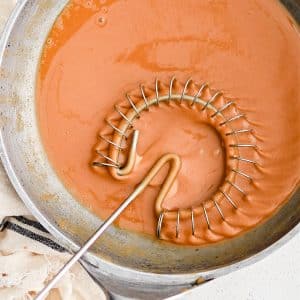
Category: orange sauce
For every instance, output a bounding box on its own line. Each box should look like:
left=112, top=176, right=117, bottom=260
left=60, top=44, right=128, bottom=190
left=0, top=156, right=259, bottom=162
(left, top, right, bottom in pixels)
left=37, top=0, right=300, bottom=245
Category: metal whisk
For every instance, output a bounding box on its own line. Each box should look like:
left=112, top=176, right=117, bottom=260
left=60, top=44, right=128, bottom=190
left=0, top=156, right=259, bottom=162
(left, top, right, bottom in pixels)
left=36, top=151, right=181, bottom=299
left=37, top=77, right=258, bottom=298
left=92, top=77, right=258, bottom=239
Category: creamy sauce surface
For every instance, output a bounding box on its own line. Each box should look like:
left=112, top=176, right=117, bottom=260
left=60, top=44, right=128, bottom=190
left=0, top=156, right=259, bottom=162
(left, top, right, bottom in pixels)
left=37, top=0, right=300, bottom=245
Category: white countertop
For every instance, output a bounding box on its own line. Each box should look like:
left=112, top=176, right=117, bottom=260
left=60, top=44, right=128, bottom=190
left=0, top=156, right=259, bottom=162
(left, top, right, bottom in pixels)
left=175, top=232, right=300, bottom=300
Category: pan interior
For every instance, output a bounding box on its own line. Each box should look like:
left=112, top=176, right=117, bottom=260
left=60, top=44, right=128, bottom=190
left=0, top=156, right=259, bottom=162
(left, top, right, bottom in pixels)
left=0, top=0, right=299, bottom=277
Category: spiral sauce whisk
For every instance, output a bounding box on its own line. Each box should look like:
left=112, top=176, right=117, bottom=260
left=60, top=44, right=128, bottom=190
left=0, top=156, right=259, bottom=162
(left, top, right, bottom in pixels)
left=38, top=77, right=259, bottom=299
left=92, top=77, right=258, bottom=239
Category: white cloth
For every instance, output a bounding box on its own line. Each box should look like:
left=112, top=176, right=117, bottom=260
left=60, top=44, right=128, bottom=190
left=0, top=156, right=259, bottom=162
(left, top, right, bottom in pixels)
left=0, top=1, right=106, bottom=299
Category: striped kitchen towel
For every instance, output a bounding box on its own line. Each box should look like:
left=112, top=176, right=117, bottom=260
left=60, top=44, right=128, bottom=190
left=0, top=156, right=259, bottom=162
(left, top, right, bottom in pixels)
left=0, top=216, right=66, bottom=253
left=0, top=214, right=106, bottom=300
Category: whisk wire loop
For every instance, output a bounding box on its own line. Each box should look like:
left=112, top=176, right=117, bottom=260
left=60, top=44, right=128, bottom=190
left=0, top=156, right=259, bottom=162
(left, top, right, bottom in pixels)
left=93, top=77, right=257, bottom=239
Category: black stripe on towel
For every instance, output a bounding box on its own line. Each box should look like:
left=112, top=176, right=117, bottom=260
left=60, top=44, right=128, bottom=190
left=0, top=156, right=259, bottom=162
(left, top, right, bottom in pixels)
left=14, top=216, right=49, bottom=233
left=4, top=221, right=66, bottom=252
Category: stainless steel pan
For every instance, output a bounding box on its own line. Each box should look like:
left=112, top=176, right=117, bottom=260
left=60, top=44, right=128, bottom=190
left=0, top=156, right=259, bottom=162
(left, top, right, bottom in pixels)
left=0, top=1, right=299, bottom=299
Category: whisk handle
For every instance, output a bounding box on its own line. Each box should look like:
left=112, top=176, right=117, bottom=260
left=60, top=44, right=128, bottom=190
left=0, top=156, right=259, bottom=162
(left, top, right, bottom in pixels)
left=36, top=191, right=139, bottom=300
